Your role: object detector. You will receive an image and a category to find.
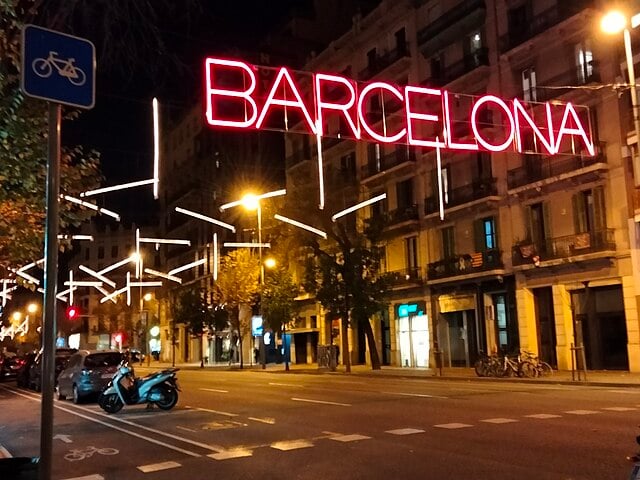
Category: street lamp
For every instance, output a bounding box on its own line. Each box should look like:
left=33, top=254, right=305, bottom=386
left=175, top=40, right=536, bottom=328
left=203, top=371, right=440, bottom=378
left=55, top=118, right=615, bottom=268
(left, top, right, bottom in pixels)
left=602, top=9, right=640, bottom=185
left=142, top=292, right=153, bottom=366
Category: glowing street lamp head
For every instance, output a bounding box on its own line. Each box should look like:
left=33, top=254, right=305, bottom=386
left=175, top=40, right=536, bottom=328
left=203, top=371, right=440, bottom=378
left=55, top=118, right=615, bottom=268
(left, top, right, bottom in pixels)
left=264, top=257, right=277, bottom=269
left=143, top=292, right=153, bottom=302
left=27, top=303, right=38, bottom=314
left=601, top=11, right=627, bottom=34
left=130, top=252, right=141, bottom=263
left=12, top=311, right=22, bottom=322
left=241, top=193, right=259, bottom=211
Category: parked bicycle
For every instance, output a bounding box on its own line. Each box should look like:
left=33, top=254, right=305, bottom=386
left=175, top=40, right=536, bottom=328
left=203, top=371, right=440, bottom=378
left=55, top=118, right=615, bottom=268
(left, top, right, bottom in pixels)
left=520, top=350, right=554, bottom=378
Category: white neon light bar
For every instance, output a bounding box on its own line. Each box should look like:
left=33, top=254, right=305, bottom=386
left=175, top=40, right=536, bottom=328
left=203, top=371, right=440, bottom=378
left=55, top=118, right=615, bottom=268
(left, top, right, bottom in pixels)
left=223, top=242, right=271, bottom=248
left=15, top=270, right=40, bottom=285
left=168, top=258, right=207, bottom=276
left=219, top=189, right=286, bottom=211
left=64, top=280, right=103, bottom=287
left=58, top=234, right=94, bottom=241
left=213, top=233, right=218, bottom=281
left=80, top=179, right=156, bottom=198
left=95, top=285, right=117, bottom=304
left=274, top=214, right=327, bottom=238
left=98, top=256, right=136, bottom=275
left=126, top=272, right=131, bottom=305
left=153, top=97, right=160, bottom=200
left=55, top=286, right=77, bottom=302
left=175, top=207, right=236, bottom=232
left=100, top=285, right=128, bottom=304
left=331, top=193, right=387, bottom=222
left=139, top=236, right=191, bottom=246
left=62, top=195, right=121, bottom=221
left=316, top=124, right=325, bottom=209
left=633, top=13, right=640, bottom=29
left=135, top=228, right=141, bottom=279
left=436, top=138, right=445, bottom=221
left=79, top=265, right=116, bottom=288
left=17, top=258, right=45, bottom=273
left=144, top=268, right=182, bottom=284
left=129, top=281, right=163, bottom=287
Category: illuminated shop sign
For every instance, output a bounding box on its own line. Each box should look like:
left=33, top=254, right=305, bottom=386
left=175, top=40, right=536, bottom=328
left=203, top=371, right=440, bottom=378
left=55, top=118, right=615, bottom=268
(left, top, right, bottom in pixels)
left=204, top=57, right=594, bottom=156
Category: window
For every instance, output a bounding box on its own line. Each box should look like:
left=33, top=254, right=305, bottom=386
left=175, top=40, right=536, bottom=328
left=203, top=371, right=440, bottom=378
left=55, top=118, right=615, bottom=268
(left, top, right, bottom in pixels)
left=494, top=294, right=508, bottom=350
left=111, top=245, right=118, bottom=258
left=394, top=27, right=407, bottom=55
left=573, top=187, right=605, bottom=234
left=370, top=191, right=387, bottom=218
left=468, top=31, right=482, bottom=53
left=97, top=246, right=104, bottom=260
left=483, top=217, right=496, bottom=250
left=522, top=67, right=537, bottom=101
left=84, top=248, right=90, bottom=261
left=405, top=236, right=418, bottom=270
left=376, top=245, right=387, bottom=273
left=575, top=39, right=593, bottom=84
left=396, top=178, right=414, bottom=210
left=367, top=143, right=382, bottom=172
left=441, top=226, right=455, bottom=259
left=430, top=54, right=444, bottom=82
left=340, top=152, right=356, bottom=178
left=367, top=48, right=377, bottom=68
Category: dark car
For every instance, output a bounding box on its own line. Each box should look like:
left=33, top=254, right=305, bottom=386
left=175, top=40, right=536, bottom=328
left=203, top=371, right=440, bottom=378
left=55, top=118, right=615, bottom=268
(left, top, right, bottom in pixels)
left=0, top=354, right=24, bottom=381
left=56, top=350, right=122, bottom=403
left=29, top=348, right=77, bottom=391
left=15, top=351, right=38, bottom=387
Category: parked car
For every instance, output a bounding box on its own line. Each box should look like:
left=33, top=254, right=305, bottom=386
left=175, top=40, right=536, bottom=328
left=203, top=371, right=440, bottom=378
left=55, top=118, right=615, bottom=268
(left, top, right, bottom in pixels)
left=0, top=353, right=24, bottom=381
left=57, top=350, right=122, bottom=403
left=15, top=351, right=38, bottom=387
left=29, top=348, right=77, bottom=391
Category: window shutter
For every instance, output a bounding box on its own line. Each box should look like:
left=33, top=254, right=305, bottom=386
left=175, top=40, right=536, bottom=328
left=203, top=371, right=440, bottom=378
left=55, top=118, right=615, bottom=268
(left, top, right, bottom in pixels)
left=542, top=203, right=551, bottom=241
left=474, top=219, right=484, bottom=252
left=572, top=193, right=586, bottom=233
left=593, top=186, right=606, bottom=231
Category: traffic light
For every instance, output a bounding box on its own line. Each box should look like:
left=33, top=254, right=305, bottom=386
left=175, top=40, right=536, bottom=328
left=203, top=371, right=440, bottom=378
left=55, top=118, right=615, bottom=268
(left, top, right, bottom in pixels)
left=66, top=305, right=79, bottom=320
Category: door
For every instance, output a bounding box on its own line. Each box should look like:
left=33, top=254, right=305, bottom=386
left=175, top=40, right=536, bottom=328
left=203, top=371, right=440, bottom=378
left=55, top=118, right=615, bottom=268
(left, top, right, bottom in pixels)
left=534, top=287, right=557, bottom=367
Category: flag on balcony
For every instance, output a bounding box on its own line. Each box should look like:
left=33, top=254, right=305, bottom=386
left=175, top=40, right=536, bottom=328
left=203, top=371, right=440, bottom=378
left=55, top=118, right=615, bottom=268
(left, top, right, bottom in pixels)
left=470, top=252, right=483, bottom=268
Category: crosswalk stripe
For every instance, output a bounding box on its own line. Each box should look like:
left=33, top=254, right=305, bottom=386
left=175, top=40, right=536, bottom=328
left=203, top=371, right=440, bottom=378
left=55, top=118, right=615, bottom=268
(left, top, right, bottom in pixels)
left=330, top=434, right=371, bottom=442
left=565, top=410, right=599, bottom=415
left=60, top=475, right=104, bottom=480
left=434, top=423, right=473, bottom=429
left=525, top=414, right=562, bottom=419
left=271, top=440, right=314, bottom=450
left=480, top=418, right=518, bottom=424
left=208, top=449, right=253, bottom=460
left=602, top=407, right=637, bottom=412
left=386, top=428, right=425, bottom=435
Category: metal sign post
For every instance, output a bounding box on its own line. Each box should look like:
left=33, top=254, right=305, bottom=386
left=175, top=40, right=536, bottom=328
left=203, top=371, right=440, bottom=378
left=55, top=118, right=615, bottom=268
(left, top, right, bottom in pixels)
left=21, top=24, right=95, bottom=480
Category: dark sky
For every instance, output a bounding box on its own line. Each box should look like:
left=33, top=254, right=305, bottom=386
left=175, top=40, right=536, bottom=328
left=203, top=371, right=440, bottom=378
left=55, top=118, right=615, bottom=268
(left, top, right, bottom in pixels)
left=63, top=1, right=304, bottom=225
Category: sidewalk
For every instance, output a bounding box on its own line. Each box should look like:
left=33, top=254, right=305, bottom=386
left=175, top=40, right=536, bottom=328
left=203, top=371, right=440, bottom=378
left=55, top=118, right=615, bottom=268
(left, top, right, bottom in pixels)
left=137, top=361, right=640, bottom=388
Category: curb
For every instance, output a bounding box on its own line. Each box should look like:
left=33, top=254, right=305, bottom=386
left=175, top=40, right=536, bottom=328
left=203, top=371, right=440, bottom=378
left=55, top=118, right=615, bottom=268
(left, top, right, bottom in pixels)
left=0, top=445, right=12, bottom=459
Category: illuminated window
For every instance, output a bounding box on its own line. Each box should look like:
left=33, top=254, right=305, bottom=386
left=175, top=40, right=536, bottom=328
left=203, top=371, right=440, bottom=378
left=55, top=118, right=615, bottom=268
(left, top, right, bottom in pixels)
left=522, top=67, right=537, bottom=101
left=575, top=40, right=593, bottom=84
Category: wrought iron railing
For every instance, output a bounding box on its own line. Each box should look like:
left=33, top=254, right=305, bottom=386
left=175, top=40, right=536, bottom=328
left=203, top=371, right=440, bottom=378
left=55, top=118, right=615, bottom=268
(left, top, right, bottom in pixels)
left=507, top=152, right=606, bottom=189
left=385, top=267, right=423, bottom=286
left=427, top=249, right=503, bottom=280
left=424, top=178, right=497, bottom=215
left=361, top=148, right=416, bottom=179
left=358, top=43, right=411, bottom=81
left=421, top=48, right=489, bottom=88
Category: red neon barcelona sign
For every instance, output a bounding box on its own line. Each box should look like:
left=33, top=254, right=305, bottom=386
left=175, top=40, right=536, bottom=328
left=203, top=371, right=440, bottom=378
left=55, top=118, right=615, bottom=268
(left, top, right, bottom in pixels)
left=204, top=57, right=595, bottom=157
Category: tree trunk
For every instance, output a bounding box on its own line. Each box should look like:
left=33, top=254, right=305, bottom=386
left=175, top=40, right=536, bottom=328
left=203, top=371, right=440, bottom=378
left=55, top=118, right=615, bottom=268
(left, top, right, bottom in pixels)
left=361, top=317, right=381, bottom=370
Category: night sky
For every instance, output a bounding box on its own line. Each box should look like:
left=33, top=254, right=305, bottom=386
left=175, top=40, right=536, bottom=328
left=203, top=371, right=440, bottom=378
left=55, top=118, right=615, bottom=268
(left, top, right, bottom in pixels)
left=63, top=1, right=305, bottom=225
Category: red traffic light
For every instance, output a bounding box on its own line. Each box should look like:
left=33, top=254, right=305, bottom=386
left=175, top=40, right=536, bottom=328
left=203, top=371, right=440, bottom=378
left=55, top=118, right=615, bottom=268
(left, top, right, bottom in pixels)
left=66, top=305, right=79, bottom=320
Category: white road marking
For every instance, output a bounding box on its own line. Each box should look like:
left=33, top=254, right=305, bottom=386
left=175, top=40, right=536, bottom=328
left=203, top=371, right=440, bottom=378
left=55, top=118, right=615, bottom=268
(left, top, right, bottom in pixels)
left=248, top=417, right=275, bottom=424
left=195, top=407, right=238, bottom=417
left=0, top=445, right=12, bottom=458
left=0, top=386, right=203, bottom=457
left=381, top=391, right=447, bottom=399
left=434, top=423, right=473, bottom=429
left=385, top=428, right=425, bottom=435
left=608, top=389, right=640, bottom=394
left=60, top=475, right=105, bottom=480
left=565, top=410, right=599, bottom=415
left=525, top=414, right=562, bottom=419
left=329, top=434, right=371, bottom=442
left=53, top=434, right=73, bottom=443
left=602, top=407, right=637, bottom=412
left=291, top=397, right=351, bottom=407
left=269, top=382, right=302, bottom=388
left=200, top=388, right=228, bottom=393
left=176, top=426, right=198, bottom=433
left=208, top=449, right=253, bottom=460
left=271, top=440, right=314, bottom=451
left=137, top=461, right=181, bottom=473
left=480, top=418, right=518, bottom=424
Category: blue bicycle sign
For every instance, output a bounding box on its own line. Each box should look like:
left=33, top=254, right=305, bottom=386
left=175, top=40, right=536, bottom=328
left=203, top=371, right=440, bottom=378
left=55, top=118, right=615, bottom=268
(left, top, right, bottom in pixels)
left=22, top=25, right=95, bottom=109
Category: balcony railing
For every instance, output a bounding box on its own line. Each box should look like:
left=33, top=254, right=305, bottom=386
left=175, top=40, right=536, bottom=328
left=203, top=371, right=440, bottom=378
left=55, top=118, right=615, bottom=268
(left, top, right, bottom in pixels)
left=359, top=43, right=410, bottom=81
left=499, top=1, right=592, bottom=53
left=417, top=0, right=485, bottom=49
left=421, top=48, right=489, bottom=88
left=531, top=61, right=600, bottom=102
left=424, top=177, right=497, bottom=215
left=507, top=152, right=606, bottom=190
left=388, top=204, right=419, bottom=226
left=512, top=229, right=615, bottom=266
left=361, top=148, right=416, bottom=179
left=385, top=267, right=423, bottom=286
left=286, top=148, right=314, bottom=168
left=427, top=249, right=503, bottom=280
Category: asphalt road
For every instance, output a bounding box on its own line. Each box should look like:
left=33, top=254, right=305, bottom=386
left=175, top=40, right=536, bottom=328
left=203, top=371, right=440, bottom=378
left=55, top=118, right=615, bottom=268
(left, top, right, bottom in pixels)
left=0, top=369, right=638, bottom=480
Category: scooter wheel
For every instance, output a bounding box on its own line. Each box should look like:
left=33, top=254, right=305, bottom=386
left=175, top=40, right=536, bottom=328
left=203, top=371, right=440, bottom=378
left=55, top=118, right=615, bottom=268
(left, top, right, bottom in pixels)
left=98, top=393, right=123, bottom=414
left=155, top=388, right=178, bottom=411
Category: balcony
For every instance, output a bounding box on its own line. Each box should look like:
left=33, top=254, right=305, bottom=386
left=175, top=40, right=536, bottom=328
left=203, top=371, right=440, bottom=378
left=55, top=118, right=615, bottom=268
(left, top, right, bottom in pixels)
left=427, top=249, right=503, bottom=281
left=358, top=43, right=411, bottom=81
left=286, top=148, right=314, bottom=169
left=387, top=204, right=419, bottom=226
left=417, top=0, right=486, bottom=57
left=499, top=1, right=592, bottom=54
left=424, top=178, right=497, bottom=216
left=386, top=267, right=423, bottom=287
left=512, top=229, right=615, bottom=267
left=361, top=149, right=416, bottom=181
left=532, top=61, right=600, bottom=102
left=421, top=48, right=489, bottom=88
left=507, top=152, right=607, bottom=191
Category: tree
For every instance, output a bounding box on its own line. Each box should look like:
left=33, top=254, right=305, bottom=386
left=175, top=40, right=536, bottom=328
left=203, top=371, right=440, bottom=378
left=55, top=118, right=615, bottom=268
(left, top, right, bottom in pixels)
left=284, top=193, right=391, bottom=372
left=171, top=287, right=214, bottom=367
left=261, top=264, right=299, bottom=370
left=214, top=249, right=259, bottom=369
left=0, top=2, right=102, bottom=273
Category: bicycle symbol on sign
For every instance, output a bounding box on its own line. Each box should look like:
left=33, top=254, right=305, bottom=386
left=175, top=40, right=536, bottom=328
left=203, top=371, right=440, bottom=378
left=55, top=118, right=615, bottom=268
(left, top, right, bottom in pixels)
left=64, top=446, right=119, bottom=462
left=32, top=51, right=87, bottom=86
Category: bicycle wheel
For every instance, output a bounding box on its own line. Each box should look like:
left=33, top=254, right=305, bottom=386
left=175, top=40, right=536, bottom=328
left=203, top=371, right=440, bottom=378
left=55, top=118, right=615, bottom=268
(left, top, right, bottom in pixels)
left=474, top=358, right=488, bottom=377
left=519, top=361, right=538, bottom=378
left=64, top=451, right=85, bottom=462
left=538, top=362, right=553, bottom=377
left=68, top=67, right=86, bottom=86
left=97, top=447, right=119, bottom=456
left=32, top=58, right=52, bottom=78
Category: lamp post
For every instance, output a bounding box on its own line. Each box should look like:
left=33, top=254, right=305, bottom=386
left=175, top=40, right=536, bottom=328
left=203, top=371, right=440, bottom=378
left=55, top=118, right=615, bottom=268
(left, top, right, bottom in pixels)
left=27, top=303, right=40, bottom=348
left=602, top=10, right=640, bottom=185
left=142, top=292, right=152, bottom=366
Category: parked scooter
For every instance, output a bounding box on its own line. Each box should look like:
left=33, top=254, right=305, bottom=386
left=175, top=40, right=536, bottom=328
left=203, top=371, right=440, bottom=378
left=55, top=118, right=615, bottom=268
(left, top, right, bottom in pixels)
left=98, top=362, right=179, bottom=413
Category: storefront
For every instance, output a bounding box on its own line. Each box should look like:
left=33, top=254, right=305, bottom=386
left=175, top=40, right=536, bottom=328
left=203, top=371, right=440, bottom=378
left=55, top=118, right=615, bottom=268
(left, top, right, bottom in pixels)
left=396, top=301, right=429, bottom=368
